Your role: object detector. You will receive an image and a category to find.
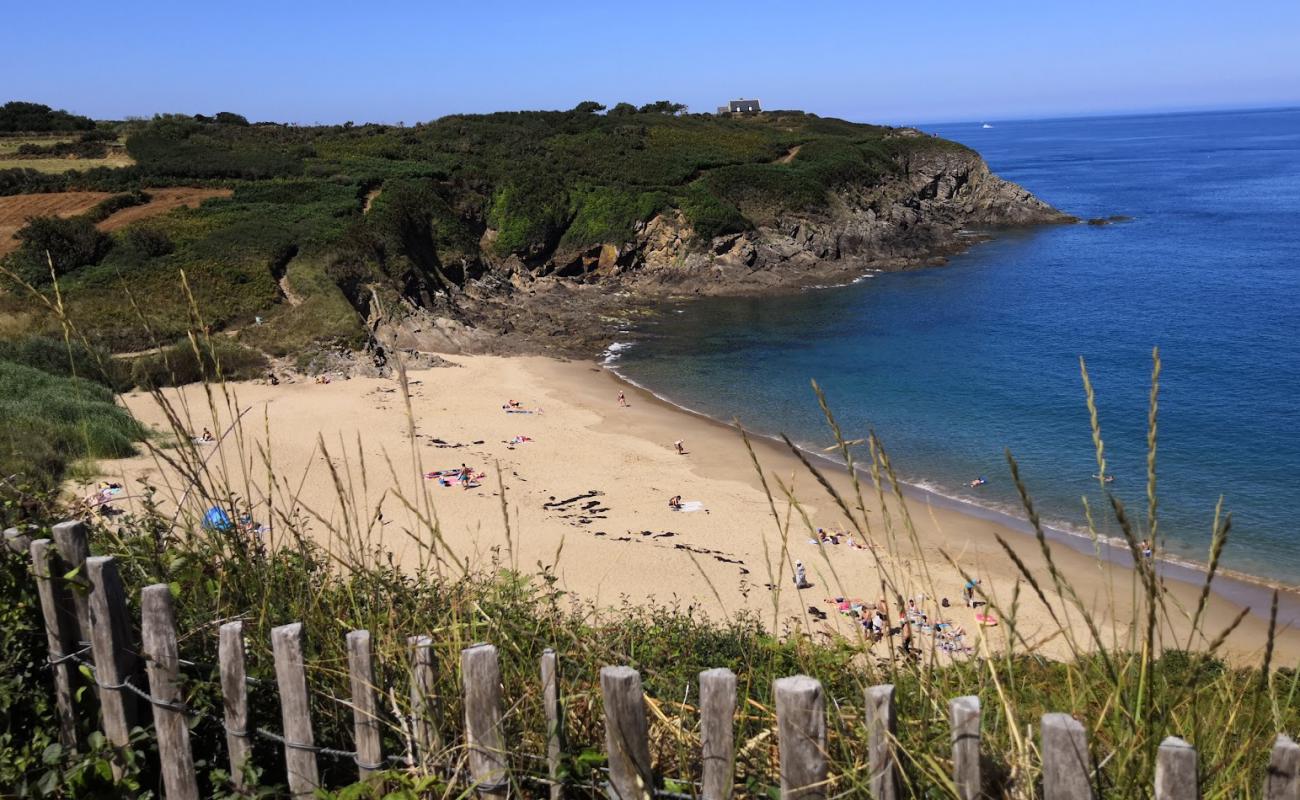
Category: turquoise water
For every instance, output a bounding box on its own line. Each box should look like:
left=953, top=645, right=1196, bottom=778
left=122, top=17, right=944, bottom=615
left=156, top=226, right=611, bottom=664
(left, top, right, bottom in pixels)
left=612, top=108, right=1300, bottom=586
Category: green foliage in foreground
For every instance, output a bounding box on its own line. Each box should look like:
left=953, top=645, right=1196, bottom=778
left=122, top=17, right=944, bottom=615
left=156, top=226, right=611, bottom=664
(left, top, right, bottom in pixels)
left=0, top=508, right=1294, bottom=799
left=0, top=106, right=970, bottom=354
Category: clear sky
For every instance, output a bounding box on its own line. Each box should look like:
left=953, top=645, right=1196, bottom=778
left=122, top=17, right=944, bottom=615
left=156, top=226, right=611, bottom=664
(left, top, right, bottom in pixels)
left=4, top=0, right=1298, bottom=125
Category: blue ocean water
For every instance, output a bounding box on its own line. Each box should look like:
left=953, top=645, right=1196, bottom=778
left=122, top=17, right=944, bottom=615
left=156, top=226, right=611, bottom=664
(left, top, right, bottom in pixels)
left=612, top=107, right=1300, bottom=586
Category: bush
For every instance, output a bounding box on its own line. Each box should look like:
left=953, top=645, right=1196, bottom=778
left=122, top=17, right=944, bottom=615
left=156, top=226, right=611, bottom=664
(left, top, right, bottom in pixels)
left=123, top=224, right=175, bottom=257
left=0, top=359, right=144, bottom=518
left=86, top=190, right=151, bottom=223
left=8, top=216, right=111, bottom=285
left=0, top=335, right=126, bottom=389
left=128, top=339, right=269, bottom=388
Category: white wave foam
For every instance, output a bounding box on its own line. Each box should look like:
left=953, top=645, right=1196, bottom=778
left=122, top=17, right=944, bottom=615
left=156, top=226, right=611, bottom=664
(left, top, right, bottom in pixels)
left=602, top=341, right=635, bottom=365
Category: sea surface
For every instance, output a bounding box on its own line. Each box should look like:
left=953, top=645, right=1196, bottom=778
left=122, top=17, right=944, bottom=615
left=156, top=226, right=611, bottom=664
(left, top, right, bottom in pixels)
left=611, top=107, right=1300, bottom=587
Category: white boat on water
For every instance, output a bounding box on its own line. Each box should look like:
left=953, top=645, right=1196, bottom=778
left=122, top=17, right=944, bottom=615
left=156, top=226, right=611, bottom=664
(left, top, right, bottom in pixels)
left=981, top=123, right=994, bottom=129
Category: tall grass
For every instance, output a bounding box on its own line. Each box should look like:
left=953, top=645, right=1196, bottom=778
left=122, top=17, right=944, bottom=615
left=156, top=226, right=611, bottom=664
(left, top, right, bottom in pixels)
left=0, top=301, right=1296, bottom=798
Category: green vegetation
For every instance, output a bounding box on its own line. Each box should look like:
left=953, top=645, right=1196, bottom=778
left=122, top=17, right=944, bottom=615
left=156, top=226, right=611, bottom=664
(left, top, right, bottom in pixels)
left=0, top=357, right=143, bottom=523
left=0, top=101, right=96, bottom=133
left=0, top=102, right=971, bottom=356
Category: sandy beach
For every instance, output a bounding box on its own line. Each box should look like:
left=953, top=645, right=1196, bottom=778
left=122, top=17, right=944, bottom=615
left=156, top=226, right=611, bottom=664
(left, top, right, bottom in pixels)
left=93, top=355, right=1300, bottom=667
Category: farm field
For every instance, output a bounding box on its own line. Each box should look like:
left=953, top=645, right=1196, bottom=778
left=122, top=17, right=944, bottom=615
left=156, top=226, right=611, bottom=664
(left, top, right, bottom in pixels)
left=0, top=187, right=232, bottom=255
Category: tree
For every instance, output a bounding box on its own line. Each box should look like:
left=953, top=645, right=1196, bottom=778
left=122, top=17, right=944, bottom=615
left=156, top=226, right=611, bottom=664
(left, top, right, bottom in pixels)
left=607, top=102, right=638, bottom=116
left=571, top=100, right=606, bottom=114
left=214, top=111, right=250, bottom=126
left=637, top=100, right=687, bottom=115
left=10, top=216, right=111, bottom=285
left=0, top=101, right=95, bottom=132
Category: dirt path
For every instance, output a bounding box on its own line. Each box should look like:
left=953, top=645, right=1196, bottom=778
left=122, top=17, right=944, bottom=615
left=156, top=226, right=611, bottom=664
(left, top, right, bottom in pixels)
left=363, top=188, right=381, bottom=214
left=776, top=145, right=802, bottom=164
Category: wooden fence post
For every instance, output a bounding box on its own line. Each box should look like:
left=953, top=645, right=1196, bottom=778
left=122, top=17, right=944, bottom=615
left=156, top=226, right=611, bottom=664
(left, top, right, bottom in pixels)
left=141, top=584, right=199, bottom=800
left=699, top=668, right=736, bottom=800
left=51, top=520, right=92, bottom=642
left=1154, top=736, right=1197, bottom=800
left=600, top=666, right=654, bottom=800
left=461, top=643, right=508, bottom=797
left=950, top=695, right=981, bottom=800
left=1041, top=713, right=1094, bottom=800
left=540, top=648, right=563, bottom=800
left=85, top=556, right=140, bottom=775
left=408, top=634, right=440, bottom=765
left=774, top=675, right=826, bottom=800
left=347, top=630, right=384, bottom=780
left=272, top=622, right=319, bottom=797
left=30, top=538, right=81, bottom=753
left=218, top=621, right=252, bottom=788
left=4, top=525, right=33, bottom=555
left=1265, top=734, right=1299, bottom=800
left=865, top=684, right=898, bottom=800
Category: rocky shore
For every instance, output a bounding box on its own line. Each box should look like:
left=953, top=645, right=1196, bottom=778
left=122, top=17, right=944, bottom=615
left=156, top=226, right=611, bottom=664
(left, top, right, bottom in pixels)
left=376, top=141, right=1075, bottom=357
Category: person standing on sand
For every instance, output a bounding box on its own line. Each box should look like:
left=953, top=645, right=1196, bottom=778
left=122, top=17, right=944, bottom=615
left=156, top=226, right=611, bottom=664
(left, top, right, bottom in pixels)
left=964, top=578, right=980, bottom=607
left=618, top=390, right=628, bottom=407
left=793, top=560, right=809, bottom=589
left=675, top=440, right=685, bottom=455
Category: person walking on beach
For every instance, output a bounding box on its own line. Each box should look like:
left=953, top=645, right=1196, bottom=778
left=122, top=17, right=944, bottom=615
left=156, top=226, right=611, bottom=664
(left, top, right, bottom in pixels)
left=618, top=390, right=628, bottom=407
left=674, top=440, right=685, bottom=455
left=793, top=560, right=810, bottom=589
left=963, top=578, right=980, bottom=607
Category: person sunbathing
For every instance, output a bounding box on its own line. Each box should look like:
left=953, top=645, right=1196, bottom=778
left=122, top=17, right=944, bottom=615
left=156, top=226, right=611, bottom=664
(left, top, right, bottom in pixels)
left=200, top=428, right=215, bottom=442
left=668, top=495, right=683, bottom=510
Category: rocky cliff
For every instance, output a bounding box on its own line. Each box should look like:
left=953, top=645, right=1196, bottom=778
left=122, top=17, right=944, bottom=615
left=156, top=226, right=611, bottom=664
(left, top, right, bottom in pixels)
left=379, top=142, right=1073, bottom=356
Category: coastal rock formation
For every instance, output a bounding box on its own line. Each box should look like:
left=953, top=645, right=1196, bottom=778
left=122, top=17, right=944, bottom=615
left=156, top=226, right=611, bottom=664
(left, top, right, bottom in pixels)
left=611, top=146, right=1070, bottom=295
left=401, top=146, right=1073, bottom=354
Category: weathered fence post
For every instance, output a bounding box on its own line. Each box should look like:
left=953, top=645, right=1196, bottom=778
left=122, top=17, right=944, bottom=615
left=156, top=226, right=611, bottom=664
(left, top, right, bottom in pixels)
left=272, top=622, right=319, bottom=797
left=461, top=643, right=508, bottom=796
left=699, top=668, right=736, bottom=800
left=85, top=556, right=140, bottom=775
left=141, top=584, right=199, bottom=800
left=347, top=629, right=384, bottom=780
left=1154, top=736, right=1197, bottom=800
left=540, top=648, right=563, bottom=800
left=774, top=675, right=826, bottom=800
left=408, top=634, right=440, bottom=765
left=1041, top=713, right=1094, bottom=800
left=30, top=538, right=81, bottom=752
left=4, top=525, right=33, bottom=554
left=51, top=520, right=92, bottom=641
left=218, top=621, right=252, bottom=787
left=865, top=684, right=899, bottom=800
left=1265, top=734, right=1299, bottom=800
left=600, top=666, right=654, bottom=800
left=950, top=695, right=981, bottom=800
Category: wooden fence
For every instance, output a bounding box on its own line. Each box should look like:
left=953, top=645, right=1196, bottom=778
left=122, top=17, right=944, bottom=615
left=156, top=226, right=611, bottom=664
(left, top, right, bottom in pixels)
left=5, top=520, right=1300, bottom=799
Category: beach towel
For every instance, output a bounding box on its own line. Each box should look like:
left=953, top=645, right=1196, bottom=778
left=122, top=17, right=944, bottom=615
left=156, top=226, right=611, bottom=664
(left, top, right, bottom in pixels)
left=676, top=501, right=706, bottom=513
left=975, top=613, right=999, bottom=626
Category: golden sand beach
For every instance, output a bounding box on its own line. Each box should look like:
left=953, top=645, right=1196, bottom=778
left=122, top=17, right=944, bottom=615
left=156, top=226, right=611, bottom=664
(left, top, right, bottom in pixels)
left=93, top=355, right=1300, bottom=667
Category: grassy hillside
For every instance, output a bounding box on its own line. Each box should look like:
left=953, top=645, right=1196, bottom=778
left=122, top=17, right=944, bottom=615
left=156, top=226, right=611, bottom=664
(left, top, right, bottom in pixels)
left=0, top=104, right=969, bottom=354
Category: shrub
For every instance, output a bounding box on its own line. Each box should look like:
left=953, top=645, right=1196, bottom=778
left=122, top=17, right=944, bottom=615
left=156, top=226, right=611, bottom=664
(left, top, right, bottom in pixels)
left=8, top=216, right=111, bottom=285
left=0, top=335, right=127, bottom=389
left=123, top=224, right=175, bottom=258
left=128, top=338, right=269, bottom=388
left=86, top=190, right=151, bottom=223
left=0, top=101, right=95, bottom=132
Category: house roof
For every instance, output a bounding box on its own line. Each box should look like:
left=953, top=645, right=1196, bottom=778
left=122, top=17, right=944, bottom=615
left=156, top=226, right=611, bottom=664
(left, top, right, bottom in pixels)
left=729, top=99, right=761, bottom=112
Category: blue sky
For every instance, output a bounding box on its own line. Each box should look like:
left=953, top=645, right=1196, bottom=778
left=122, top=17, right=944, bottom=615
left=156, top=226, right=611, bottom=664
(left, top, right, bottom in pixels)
left=4, top=0, right=1298, bottom=125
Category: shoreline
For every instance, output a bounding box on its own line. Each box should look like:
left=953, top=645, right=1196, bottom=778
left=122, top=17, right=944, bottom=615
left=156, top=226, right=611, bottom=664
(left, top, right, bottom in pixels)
left=601, top=356, right=1300, bottom=629
left=99, top=354, right=1300, bottom=667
